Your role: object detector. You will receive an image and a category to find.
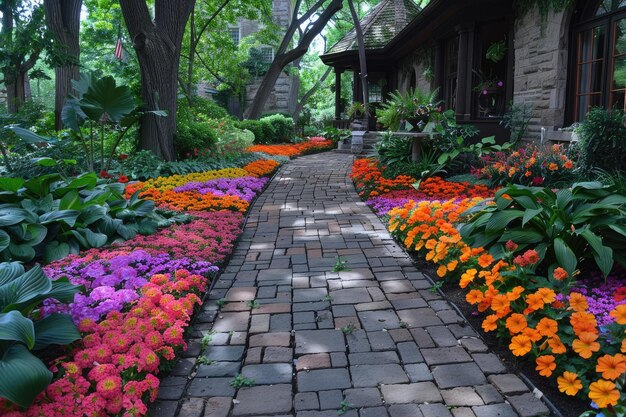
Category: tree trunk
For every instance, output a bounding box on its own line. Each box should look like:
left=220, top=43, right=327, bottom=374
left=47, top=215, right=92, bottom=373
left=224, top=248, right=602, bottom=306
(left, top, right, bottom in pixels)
left=43, top=0, right=82, bottom=130
left=246, top=0, right=342, bottom=119
left=119, top=0, right=195, bottom=161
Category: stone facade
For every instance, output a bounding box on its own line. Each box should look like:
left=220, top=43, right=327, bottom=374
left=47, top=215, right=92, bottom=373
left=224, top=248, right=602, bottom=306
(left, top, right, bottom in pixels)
left=242, top=0, right=297, bottom=116
left=396, top=51, right=433, bottom=95
left=513, top=7, right=572, bottom=140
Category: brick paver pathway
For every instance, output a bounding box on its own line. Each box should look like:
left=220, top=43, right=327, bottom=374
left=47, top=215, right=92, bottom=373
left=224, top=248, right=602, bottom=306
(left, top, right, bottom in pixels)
left=152, top=152, right=552, bottom=417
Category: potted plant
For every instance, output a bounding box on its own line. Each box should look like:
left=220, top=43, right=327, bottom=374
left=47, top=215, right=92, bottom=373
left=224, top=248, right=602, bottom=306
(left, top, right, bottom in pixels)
left=486, top=40, right=507, bottom=63
left=378, top=87, right=440, bottom=132
left=473, top=70, right=505, bottom=117
left=347, top=102, right=368, bottom=120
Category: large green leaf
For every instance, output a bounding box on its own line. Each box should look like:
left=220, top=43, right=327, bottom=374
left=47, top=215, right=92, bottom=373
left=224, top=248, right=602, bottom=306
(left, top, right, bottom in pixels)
left=0, top=230, right=9, bottom=252
left=5, top=126, right=52, bottom=144
left=485, top=210, right=525, bottom=235
left=8, top=243, right=36, bottom=262
left=579, top=229, right=614, bottom=277
left=33, top=313, right=80, bottom=350
left=59, top=190, right=81, bottom=210
left=0, top=266, right=51, bottom=311
left=0, top=207, right=27, bottom=227
left=23, top=174, right=61, bottom=198
left=80, top=75, right=136, bottom=123
left=39, top=210, right=80, bottom=227
left=22, top=224, right=47, bottom=247
left=61, top=98, right=87, bottom=132
left=0, top=178, right=24, bottom=193
left=0, top=344, right=52, bottom=408
left=78, top=205, right=108, bottom=226
left=500, top=229, right=545, bottom=244
left=0, top=262, right=24, bottom=286
left=32, top=157, right=57, bottom=167
left=522, top=208, right=543, bottom=227
left=43, top=242, right=70, bottom=264
left=46, top=278, right=81, bottom=304
left=0, top=311, right=35, bottom=349
left=553, top=238, right=578, bottom=276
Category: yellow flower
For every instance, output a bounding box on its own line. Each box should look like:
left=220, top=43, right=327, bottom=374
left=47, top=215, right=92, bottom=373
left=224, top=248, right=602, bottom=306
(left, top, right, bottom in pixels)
left=557, top=371, right=582, bottom=396
left=588, top=380, right=620, bottom=408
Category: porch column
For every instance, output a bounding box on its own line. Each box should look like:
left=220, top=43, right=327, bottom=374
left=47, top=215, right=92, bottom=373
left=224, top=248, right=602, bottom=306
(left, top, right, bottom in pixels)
left=455, top=23, right=475, bottom=121
left=335, top=68, right=343, bottom=120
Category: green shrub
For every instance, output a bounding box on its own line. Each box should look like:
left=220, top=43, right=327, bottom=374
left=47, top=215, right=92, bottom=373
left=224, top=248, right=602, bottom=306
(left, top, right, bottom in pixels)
left=260, top=114, right=294, bottom=142
left=216, top=127, right=255, bottom=159
left=0, top=263, right=81, bottom=407
left=577, top=108, right=626, bottom=174
left=460, top=182, right=626, bottom=278
left=0, top=173, right=158, bottom=264
left=178, top=97, right=229, bottom=120
left=236, top=119, right=276, bottom=144
left=175, top=119, right=218, bottom=159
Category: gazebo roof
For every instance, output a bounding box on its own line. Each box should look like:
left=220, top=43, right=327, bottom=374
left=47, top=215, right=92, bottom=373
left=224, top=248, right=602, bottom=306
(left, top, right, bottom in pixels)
left=327, top=0, right=421, bottom=54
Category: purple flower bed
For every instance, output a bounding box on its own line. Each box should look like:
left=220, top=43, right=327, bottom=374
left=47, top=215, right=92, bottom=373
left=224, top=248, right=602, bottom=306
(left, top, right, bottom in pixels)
left=174, top=176, right=268, bottom=202
left=43, top=250, right=218, bottom=323
left=366, top=196, right=415, bottom=216
left=569, top=268, right=626, bottom=329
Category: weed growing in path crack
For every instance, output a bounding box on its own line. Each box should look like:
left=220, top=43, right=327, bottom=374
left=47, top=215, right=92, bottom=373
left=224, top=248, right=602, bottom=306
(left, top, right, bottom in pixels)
left=230, top=374, right=255, bottom=388
left=341, top=323, right=357, bottom=334
left=196, top=356, right=214, bottom=366
left=332, top=256, right=351, bottom=272
left=399, top=321, right=409, bottom=329
left=216, top=298, right=228, bottom=307
left=247, top=299, right=260, bottom=309
left=338, top=400, right=353, bottom=415
left=200, top=332, right=215, bottom=349
left=322, top=294, right=333, bottom=302
left=429, top=280, right=444, bottom=293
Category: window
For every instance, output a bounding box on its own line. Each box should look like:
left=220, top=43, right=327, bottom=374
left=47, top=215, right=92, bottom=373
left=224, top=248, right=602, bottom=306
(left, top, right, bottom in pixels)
left=572, top=1, right=626, bottom=121
left=443, top=36, right=459, bottom=111
left=260, top=47, right=274, bottom=63
left=370, top=83, right=382, bottom=103
left=229, top=27, right=240, bottom=45
left=472, top=21, right=508, bottom=119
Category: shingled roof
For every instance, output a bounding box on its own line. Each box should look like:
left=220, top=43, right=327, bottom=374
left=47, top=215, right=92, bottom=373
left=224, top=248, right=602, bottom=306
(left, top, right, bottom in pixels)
left=327, top=0, right=421, bottom=54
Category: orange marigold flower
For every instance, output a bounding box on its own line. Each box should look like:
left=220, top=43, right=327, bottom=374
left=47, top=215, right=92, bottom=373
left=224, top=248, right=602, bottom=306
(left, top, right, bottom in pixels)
left=466, top=290, right=484, bottom=305
left=552, top=267, right=569, bottom=281
left=491, top=294, right=510, bottom=313
left=571, top=311, right=598, bottom=335
left=569, top=292, right=589, bottom=312
left=588, top=379, right=621, bottom=408
left=610, top=304, right=626, bottom=325
left=506, top=286, right=525, bottom=301
left=557, top=371, right=582, bottom=396
left=482, top=314, right=498, bottom=332
left=596, top=354, right=626, bottom=380
left=549, top=335, right=567, bottom=354
left=572, top=332, right=601, bottom=359
left=446, top=260, right=458, bottom=271
left=505, top=313, right=527, bottom=334
left=509, top=335, right=532, bottom=356
left=536, top=318, right=558, bottom=338
left=525, top=293, right=545, bottom=312
left=436, top=265, right=447, bottom=278
left=536, top=355, right=556, bottom=377
left=460, top=268, right=478, bottom=289
left=477, top=253, right=494, bottom=268
left=536, top=288, right=556, bottom=303
left=521, top=327, right=543, bottom=342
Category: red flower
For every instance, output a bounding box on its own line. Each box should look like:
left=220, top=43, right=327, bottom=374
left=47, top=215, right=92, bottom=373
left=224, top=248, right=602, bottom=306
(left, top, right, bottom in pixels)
left=118, top=154, right=128, bottom=160
left=118, top=175, right=129, bottom=184
left=505, top=240, right=518, bottom=252
left=532, top=177, right=544, bottom=186
left=100, top=170, right=112, bottom=179
left=614, top=287, right=626, bottom=302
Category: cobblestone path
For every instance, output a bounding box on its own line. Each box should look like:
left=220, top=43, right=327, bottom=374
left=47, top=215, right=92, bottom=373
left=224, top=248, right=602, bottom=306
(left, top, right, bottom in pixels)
left=153, top=152, right=551, bottom=417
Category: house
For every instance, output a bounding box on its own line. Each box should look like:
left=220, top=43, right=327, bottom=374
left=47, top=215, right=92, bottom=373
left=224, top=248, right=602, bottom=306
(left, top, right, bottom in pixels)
left=320, top=0, right=626, bottom=141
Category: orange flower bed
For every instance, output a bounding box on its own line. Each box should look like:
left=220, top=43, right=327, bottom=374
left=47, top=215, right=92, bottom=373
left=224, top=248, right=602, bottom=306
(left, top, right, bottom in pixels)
left=417, top=176, right=492, bottom=199
left=136, top=188, right=249, bottom=212
left=350, top=158, right=416, bottom=198
left=247, top=140, right=334, bottom=157
left=243, top=159, right=281, bottom=177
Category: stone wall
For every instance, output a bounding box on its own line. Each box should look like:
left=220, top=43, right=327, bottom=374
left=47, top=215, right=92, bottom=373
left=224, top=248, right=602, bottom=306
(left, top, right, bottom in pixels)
left=513, top=6, right=572, bottom=140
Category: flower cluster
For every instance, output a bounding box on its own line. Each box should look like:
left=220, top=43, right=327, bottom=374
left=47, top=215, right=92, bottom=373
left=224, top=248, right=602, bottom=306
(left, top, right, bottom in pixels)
left=127, top=168, right=250, bottom=194
left=43, top=250, right=217, bottom=323
left=242, top=159, right=281, bottom=177
left=474, top=144, right=575, bottom=187
left=351, top=158, right=416, bottom=198
left=366, top=178, right=493, bottom=215
left=247, top=139, right=334, bottom=157
left=0, top=270, right=205, bottom=417
left=173, top=176, right=267, bottom=202
left=115, top=211, right=243, bottom=265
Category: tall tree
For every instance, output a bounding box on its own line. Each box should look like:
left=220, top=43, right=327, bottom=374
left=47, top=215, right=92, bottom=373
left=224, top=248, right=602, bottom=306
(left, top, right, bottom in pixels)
left=119, top=0, right=195, bottom=161
left=0, top=0, right=48, bottom=113
left=43, top=0, right=82, bottom=130
left=246, top=0, right=343, bottom=119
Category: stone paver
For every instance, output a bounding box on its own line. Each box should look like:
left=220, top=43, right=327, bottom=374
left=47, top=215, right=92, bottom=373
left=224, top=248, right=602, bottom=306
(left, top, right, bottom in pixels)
left=167, top=153, right=546, bottom=417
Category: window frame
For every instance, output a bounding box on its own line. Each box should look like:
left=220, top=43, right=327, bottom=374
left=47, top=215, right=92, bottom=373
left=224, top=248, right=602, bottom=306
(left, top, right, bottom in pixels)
left=567, top=2, right=626, bottom=123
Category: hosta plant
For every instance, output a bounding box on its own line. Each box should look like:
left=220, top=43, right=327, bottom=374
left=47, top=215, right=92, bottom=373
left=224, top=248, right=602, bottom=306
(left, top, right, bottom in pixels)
left=0, top=262, right=81, bottom=407
left=0, top=172, right=157, bottom=263
left=460, top=182, right=626, bottom=278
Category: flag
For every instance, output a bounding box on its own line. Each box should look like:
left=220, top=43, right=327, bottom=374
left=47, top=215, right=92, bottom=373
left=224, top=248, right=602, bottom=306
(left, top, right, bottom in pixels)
left=114, top=37, right=124, bottom=61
